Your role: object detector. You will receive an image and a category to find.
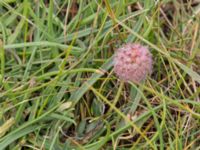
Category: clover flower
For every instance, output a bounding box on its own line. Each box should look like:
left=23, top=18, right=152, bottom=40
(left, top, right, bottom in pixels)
left=114, top=43, right=153, bottom=83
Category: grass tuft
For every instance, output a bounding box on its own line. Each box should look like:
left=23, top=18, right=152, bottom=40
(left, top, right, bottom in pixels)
left=0, top=0, right=200, bottom=149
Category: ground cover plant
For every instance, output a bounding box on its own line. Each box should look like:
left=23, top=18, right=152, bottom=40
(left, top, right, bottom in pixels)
left=0, top=0, right=200, bottom=149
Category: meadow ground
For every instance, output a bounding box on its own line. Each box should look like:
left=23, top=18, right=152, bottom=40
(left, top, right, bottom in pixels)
left=0, top=0, right=200, bottom=149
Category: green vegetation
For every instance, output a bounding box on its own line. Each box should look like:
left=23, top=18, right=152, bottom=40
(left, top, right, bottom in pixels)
left=0, top=0, right=200, bottom=149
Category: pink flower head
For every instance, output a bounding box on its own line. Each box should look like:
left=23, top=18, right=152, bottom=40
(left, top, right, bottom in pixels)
left=114, top=43, right=153, bottom=83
